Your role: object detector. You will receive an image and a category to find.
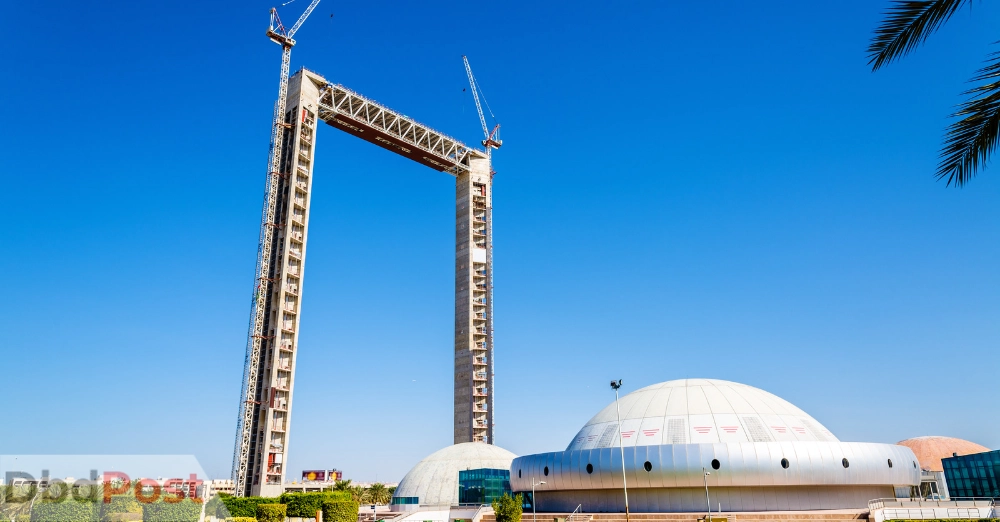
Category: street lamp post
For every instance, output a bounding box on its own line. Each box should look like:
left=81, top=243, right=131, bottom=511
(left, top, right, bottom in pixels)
left=703, top=468, right=711, bottom=522
left=531, top=479, right=546, bottom=522
left=610, top=380, right=630, bottom=522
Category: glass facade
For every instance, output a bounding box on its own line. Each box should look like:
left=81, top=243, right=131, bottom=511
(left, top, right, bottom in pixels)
left=391, top=496, right=419, bottom=505
left=942, top=449, right=1000, bottom=498
left=458, top=468, right=511, bottom=505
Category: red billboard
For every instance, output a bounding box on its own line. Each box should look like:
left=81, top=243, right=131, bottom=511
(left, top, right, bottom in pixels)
left=302, top=470, right=326, bottom=481
left=301, top=469, right=342, bottom=482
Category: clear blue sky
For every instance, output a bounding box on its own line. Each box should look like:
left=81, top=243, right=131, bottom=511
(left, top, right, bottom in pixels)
left=2, top=0, right=997, bottom=483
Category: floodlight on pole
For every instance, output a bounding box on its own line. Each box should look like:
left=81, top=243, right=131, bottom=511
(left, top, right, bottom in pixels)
left=703, top=467, right=712, bottom=522
left=532, top=479, right=546, bottom=522
left=610, top=379, right=630, bottom=522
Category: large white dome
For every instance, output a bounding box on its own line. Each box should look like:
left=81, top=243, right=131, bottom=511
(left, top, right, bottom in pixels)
left=392, top=442, right=516, bottom=508
left=567, top=378, right=837, bottom=450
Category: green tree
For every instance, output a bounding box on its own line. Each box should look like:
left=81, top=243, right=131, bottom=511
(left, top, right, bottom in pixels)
left=348, top=486, right=368, bottom=504
left=331, top=480, right=353, bottom=492
left=491, top=493, right=522, bottom=522
left=366, top=484, right=391, bottom=506
left=868, top=0, right=1000, bottom=186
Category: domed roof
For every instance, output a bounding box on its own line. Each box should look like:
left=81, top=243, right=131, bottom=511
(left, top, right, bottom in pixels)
left=897, top=436, right=989, bottom=472
left=567, top=379, right=838, bottom=451
left=392, top=442, right=516, bottom=507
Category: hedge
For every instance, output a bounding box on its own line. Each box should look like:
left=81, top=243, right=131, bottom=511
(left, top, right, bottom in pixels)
left=256, top=504, right=286, bottom=522
left=216, top=495, right=279, bottom=519
left=140, top=500, right=201, bottom=522
left=101, top=495, right=142, bottom=522
left=30, top=500, right=98, bottom=522
left=279, top=492, right=350, bottom=518
left=321, top=500, right=359, bottom=522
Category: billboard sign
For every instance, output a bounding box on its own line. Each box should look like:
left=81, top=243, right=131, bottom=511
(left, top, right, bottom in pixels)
left=302, top=470, right=326, bottom=481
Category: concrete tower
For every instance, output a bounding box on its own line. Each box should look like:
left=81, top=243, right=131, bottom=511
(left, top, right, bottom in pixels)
left=454, top=156, right=494, bottom=444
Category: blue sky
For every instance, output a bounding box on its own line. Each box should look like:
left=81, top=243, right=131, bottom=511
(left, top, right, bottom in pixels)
left=2, top=0, right=998, bottom=482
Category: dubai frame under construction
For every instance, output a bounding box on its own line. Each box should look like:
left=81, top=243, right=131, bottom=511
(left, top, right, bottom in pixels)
left=232, top=0, right=501, bottom=497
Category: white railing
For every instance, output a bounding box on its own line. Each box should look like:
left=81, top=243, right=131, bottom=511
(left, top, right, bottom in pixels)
left=868, top=498, right=995, bottom=522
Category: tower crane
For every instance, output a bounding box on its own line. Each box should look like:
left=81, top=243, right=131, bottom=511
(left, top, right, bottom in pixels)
left=233, top=0, right=320, bottom=498
left=463, top=56, right=502, bottom=158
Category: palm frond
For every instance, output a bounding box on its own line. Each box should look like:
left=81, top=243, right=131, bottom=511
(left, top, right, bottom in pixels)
left=937, top=48, right=1000, bottom=186
left=867, top=0, right=970, bottom=71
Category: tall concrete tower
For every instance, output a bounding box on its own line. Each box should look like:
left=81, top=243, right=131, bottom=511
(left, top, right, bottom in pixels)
left=236, top=72, right=322, bottom=498
left=454, top=157, right=494, bottom=444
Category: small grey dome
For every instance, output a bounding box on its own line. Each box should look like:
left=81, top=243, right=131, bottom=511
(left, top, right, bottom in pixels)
left=392, top=442, right=516, bottom=508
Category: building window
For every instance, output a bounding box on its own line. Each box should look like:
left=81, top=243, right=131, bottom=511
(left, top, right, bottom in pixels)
left=543, top=466, right=549, bottom=476
left=842, top=458, right=850, bottom=468
left=711, top=459, right=720, bottom=470
left=781, top=458, right=789, bottom=469
left=586, top=464, right=593, bottom=474
left=888, top=459, right=893, bottom=468
left=518, top=470, right=521, bottom=478
left=643, top=461, right=652, bottom=472
left=458, top=468, right=511, bottom=506
left=391, top=497, right=419, bottom=505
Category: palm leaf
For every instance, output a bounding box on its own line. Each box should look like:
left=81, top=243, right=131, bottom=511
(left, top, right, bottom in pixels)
left=937, top=48, right=1000, bottom=186
left=867, top=0, right=970, bottom=71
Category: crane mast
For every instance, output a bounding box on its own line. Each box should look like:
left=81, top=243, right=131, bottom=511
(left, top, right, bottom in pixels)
left=463, top=56, right=502, bottom=157
left=233, top=0, right=320, bottom=497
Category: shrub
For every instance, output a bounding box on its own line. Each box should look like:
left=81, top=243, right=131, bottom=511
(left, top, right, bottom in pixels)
left=321, top=500, right=359, bottom=522
left=279, top=492, right=350, bottom=518
left=492, top=493, right=522, bottom=522
left=224, top=518, right=256, bottom=522
left=218, top=496, right=279, bottom=519
left=256, top=504, right=286, bottom=522
left=30, top=499, right=98, bottom=522
left=140, top=499, right=201, bottom=522
left=102, top=495, right=142, bottom=522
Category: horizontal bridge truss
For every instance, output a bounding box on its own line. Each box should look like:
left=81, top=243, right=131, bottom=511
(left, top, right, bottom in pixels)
left=317, top=83, right=486, bottom=175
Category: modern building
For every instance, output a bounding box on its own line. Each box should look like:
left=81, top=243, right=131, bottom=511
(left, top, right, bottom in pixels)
left=897, top=436, right=989, bottom=499
left=510, top=379, right=921, bottom=513
left=942, top=449, right=1000, bottom=498
left=233, top=68, right=497, bottom=496
left=458, top=468, right=512, bottom=505
left=391, top=442, right=515, bottom=512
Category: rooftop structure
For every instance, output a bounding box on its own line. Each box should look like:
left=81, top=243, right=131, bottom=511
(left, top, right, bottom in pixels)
left=511, top=378, right=921, bottom=513
left=896, top=436, right=989, bottom=473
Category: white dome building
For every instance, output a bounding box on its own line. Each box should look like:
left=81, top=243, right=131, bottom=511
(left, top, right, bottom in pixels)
left=510, top=379, right=920, bottom=512
left=391, top=442, right=517, bottom=511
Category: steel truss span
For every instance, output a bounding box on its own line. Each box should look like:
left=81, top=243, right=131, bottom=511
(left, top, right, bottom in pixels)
left=234, top=69, right=495, bottom=496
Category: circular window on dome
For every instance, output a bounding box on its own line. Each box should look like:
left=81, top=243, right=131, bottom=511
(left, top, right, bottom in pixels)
left=643, top=461, right=652, bottom=472
left=543, top=466, right=549, bottom=476
left=888, top=459, right=893, bottom=468
left=586, top=463, right=593, bottom=474
left=711, top=459, right=720, bottom=470
left=842, top=458, right=850, bottom=468
left=913, top=461, right=917, bottom=469
left=780, top=458, right=789, bottom=469
left=518, top=469, right=521, bottom=478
